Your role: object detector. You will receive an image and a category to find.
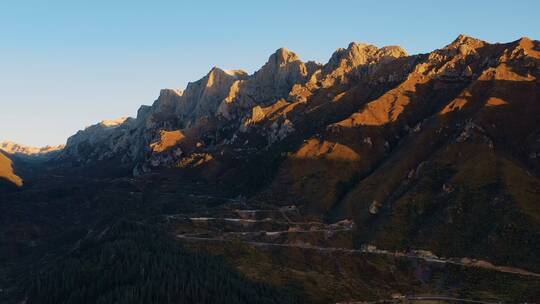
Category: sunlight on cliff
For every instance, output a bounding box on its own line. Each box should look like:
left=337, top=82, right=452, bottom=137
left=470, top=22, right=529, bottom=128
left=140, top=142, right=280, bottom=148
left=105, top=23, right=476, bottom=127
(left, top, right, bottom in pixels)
left=485, top=97, right=509, bottom=107
left=150, top=130, right=185, bottom=153
left=335, top=74, right=428, bottom=128
left=440, top=92, right=472, bottom=114
left=291, top=139, right=361, bottom=161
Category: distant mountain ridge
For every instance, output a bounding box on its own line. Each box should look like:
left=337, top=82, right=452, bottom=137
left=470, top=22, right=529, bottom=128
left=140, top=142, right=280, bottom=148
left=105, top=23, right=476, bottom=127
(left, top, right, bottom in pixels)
left=0, top=141, right=64, bottom=156
left=0, top=141, right=63, bottom=186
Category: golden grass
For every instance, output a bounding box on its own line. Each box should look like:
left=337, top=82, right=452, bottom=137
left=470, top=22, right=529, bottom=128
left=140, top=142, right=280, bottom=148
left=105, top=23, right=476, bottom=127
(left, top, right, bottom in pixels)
left=0, top=152, right=23, bottom=186
left=150, top=130, right=185, bottom=153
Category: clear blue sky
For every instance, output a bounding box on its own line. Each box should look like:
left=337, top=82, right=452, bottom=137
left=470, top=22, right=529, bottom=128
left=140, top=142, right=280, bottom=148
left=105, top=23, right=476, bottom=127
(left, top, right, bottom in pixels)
left=1, top=0, right=539, bottom=146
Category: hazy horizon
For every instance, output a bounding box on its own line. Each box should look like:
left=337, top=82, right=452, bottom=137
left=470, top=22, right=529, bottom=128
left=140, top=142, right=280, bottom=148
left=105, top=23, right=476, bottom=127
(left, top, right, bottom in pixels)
left=1, top=0, right=539, bottom=146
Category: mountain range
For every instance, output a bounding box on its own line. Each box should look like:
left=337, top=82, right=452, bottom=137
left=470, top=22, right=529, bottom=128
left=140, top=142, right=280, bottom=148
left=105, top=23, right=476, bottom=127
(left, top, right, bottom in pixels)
left=1, top=35, right=539, bottom=303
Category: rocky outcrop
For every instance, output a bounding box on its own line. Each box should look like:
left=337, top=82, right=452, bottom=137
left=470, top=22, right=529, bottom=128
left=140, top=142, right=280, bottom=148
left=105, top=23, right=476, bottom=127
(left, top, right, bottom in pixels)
left=175, top=68, right=248, bottom=125
left=322, top=42, right=407, bottom=83
left=218, top=48, right=320, bottom=119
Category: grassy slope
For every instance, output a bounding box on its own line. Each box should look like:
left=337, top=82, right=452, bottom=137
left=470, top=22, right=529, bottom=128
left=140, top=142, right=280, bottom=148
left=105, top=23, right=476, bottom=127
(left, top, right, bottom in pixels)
left=266, top=40, right=540, bottom=275
left=0, top=151, right=23, bottom=187
left=183, top=239, right=540, bottom=303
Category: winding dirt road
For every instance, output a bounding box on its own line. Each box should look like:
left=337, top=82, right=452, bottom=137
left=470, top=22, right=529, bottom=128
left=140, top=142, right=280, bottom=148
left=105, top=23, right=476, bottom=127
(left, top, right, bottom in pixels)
left=176, top=234, right=540, bottom=278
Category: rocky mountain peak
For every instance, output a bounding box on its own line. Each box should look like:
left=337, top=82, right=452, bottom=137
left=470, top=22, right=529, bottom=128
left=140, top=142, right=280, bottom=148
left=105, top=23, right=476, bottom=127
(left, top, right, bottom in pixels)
left=258, top=47, right=304, bottom=75
left=270, top=47, right=301, bottom=65
left=217, top=48, right=317, bottom=119
left=377, top=45, right=408, bottom=58
left=511, top=36, right=540, bottom=56
left=515, top=36, right=538, bottom=48
left=445, top=34, right=486, bottom=51
left=206, top=67, right=247, bottom=88
left=327, top=42, right=408, bottom=72
left=159, top=88, right=183, bottom=98
left=99, top=117, right=131, bottom=127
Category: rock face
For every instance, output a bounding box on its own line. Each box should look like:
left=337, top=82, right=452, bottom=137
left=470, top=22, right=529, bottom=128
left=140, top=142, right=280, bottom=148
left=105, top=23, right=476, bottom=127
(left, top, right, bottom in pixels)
left=322, top=42, right=407, bottom=85
left=218, top=48, right=320, bottom=119
left=176, top=68, right=248, bottom=124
